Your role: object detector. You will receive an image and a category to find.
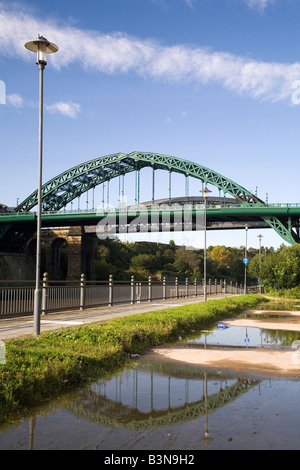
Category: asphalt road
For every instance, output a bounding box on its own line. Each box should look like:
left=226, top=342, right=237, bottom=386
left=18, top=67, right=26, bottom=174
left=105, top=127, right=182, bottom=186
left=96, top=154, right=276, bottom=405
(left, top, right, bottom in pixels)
left=0, top=294, right=228, bottom=340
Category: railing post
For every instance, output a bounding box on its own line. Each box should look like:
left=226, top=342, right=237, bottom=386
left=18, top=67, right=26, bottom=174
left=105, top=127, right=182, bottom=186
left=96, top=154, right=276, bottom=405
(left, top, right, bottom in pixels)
left=131, top=275, right=135, bottom=305
left=163, top=276, right=166, bottom=301
left=148, top=275, right=152, bottom=302
left=209, top=279, right=211, bottom=296
left=80, top=273, right=86, bottom=311
left=185, top=277, right=189, bottom=298
left=137, top=282, right=141, bottom=303
left=194, top=278, right=197, bottom=297
left=108, top=274, right=113, bottom=307
left=175, top=277, right=178, bottom=299
left=230, top=280, right=233, bottom=293
left=42, top=272, right=49, bottom=315
left=215, top=279, right=217, bottom=295
left=224, top=279, right=227, bottom=294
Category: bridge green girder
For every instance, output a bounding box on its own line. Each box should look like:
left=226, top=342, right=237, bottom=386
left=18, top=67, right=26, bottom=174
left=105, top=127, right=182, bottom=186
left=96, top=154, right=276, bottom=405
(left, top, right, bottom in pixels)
left=65, top=378, right=259, bottom=430
left=5, top=151, right=299, bottom=245
left=16, top=152, right=263, bottom=212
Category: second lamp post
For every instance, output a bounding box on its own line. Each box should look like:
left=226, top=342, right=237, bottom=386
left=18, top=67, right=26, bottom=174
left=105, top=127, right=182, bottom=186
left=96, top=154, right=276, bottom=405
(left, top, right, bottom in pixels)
left=244, top=224, right=249, bottom=295
left=200, top=187, right=212, bottom=301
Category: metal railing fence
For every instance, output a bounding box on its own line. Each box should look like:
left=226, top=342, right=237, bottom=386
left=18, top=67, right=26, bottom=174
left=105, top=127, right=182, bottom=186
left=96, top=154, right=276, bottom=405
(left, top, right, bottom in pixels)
left=0, top=275, right=245, bottom=317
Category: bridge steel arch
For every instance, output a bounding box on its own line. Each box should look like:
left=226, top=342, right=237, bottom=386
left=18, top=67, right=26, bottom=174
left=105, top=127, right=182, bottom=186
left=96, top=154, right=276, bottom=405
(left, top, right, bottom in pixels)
left=65, top=378, right=258, bottom=430
left=15, top=151, right=298, bottom=245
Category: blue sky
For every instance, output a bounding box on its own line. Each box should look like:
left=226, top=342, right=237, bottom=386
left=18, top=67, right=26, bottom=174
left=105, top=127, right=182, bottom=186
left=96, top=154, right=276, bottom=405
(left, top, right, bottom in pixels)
left=0, top=0, right=300, bottom=249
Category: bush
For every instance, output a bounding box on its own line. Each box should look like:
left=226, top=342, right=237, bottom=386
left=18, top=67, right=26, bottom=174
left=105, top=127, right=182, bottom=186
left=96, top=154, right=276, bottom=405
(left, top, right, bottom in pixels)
left=265, top=287, right=300, bottom=299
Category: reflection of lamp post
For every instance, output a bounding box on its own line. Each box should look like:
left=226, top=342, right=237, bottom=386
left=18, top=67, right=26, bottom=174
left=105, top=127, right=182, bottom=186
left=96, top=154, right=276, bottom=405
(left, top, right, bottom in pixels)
left=202, top=372, right=213, bottom=443
left=29, top=416, right=36, bottom=450
left=200, top=187, right=212, bottom=301
left=244, top=224, right=248, bottom=295
left=24, top=35, right=58, bottom=336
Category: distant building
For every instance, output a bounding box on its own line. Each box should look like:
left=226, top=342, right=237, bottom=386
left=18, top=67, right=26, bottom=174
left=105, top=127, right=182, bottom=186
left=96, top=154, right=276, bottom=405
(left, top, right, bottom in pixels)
left=0, top=203, right=14, bottom=213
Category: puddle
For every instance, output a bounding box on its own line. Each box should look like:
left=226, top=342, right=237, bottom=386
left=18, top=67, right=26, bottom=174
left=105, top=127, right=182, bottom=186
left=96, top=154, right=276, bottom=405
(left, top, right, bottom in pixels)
left=186, top=323, right=300, bottom=349
left=1, top=322, right=300, bottom=450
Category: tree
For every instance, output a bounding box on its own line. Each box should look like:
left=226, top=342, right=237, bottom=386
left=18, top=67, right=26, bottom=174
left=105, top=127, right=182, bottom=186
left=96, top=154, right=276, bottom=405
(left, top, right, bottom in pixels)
left=162, top=248, right=175, bottom=264
left=209, top=245, right=232, bottom=268
left=173, top=246, right=200, bottom=273
left=97, top=244, right=110, bottom=261
left=169, top=240, right=176, bottom=251
left=272, top=245, right=300, bottom=289
left=249, top=245, right=300, bottom=290
left=129, top=253, right=158, bottom=274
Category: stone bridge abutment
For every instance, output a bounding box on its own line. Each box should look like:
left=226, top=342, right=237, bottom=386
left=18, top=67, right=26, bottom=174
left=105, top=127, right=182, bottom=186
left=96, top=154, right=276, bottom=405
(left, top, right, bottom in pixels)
left=26, top=227, right=95, bottom=280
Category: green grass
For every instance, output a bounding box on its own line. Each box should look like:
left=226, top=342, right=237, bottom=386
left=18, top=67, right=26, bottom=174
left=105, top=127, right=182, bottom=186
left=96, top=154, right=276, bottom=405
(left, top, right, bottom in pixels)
left=0, top=294, right=265, bottom=423
left=265, top=287, right=300, bottom=300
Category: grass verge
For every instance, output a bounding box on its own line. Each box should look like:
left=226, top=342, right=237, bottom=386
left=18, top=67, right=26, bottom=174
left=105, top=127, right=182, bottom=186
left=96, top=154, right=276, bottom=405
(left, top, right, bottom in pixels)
left=0, top=294, right=265, bottom=423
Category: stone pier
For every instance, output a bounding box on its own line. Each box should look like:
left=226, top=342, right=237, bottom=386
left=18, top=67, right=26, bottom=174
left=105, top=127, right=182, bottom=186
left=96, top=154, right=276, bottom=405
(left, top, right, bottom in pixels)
left=26, top=226, right=95, bottom=280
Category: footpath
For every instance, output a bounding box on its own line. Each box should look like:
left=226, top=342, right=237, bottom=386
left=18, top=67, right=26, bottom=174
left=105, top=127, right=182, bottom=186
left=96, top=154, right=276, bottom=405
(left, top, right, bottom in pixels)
left=0, top=294, right=228, bottom=340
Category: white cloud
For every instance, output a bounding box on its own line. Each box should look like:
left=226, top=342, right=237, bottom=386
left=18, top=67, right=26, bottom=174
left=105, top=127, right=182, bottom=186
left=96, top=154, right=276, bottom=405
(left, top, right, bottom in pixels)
left=184, top=0, right=194, bottom=8
left=7, top=93, right=23, bottom=107
left=156, top=0, right=275, bottom=11
left=244, top=0, right=276, bottom=10
left=46, top=101, right=81, bottom=118
left=0, top=2, right=298, bottom=104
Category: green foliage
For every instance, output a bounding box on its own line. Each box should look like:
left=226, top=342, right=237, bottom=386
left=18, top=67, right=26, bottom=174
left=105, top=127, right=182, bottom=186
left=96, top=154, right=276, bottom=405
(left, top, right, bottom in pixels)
left=174, top=246, right=200, bottom=273
left=95, top=238, right=300, bottom=291
left=264, top=287, right=300, bottom=299
left=249, top=244, right=300, bottom=291
left=94, top=239, right=253, bottom=283
left=273, top=246, right=300, bottom=289
left=0, top=295, right=263, bottom=422
left=130, top=253, right=159, bottom=274
left=210, top=245, right=232, bottom=268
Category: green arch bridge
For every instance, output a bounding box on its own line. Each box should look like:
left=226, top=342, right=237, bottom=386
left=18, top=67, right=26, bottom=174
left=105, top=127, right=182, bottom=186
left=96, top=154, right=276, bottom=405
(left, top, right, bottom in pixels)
left=0, top=151, right=299, bottom=251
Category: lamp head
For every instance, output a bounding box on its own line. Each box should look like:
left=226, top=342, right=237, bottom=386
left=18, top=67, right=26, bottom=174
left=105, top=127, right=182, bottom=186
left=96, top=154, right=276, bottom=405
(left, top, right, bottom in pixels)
left=200, top=187, right=212, bottom=198
left=24, top=35, right=58, bottom=66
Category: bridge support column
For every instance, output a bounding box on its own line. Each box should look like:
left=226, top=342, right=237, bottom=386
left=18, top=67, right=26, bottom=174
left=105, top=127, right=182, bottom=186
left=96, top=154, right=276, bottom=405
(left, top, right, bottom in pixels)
left=34, top=227, right=95, bottom=281
left=65, top=227, right=95, bottom=280
left=66, top=227, right=82, bottom=280
left=81, top=229, right=95, bottom=280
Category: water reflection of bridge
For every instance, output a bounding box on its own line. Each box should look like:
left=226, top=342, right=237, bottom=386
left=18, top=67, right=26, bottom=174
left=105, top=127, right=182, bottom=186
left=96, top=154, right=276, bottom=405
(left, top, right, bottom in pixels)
left=65, top=359, right=259, bottom=431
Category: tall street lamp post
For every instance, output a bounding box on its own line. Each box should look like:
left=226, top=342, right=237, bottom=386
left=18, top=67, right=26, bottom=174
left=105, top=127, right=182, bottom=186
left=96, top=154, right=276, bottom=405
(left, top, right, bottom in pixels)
left=24, top=35, right=58, bottom=336
left=258, top=234, right=263, bottom=293
left=244, top=224, right=249, bottom=295
left=200, top=187, right=212, bottom=301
